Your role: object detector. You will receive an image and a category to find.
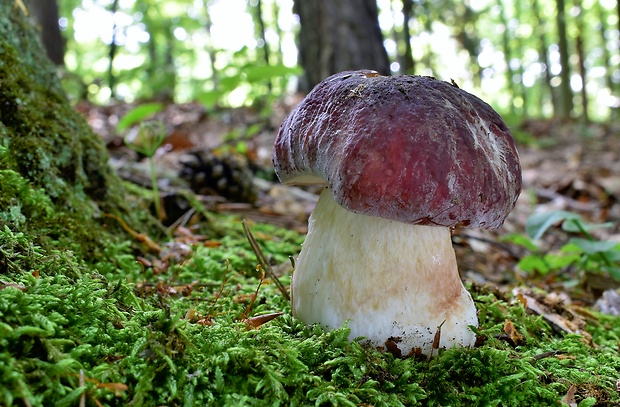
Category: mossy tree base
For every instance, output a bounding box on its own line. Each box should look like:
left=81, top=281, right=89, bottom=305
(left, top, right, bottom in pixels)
left=0, top=2, right=161, bottom=261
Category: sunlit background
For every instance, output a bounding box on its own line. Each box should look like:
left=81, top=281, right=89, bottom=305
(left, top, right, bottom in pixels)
left=58, top=0, right=619, bottom=120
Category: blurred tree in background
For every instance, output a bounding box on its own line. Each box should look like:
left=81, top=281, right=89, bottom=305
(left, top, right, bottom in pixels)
left=26, top=0, right=65, bottom=65
left=293, top=0, right=390, bottom=92
left=28, top=0, right=620, bottom=122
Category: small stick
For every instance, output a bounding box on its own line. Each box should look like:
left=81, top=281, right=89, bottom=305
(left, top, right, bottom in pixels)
left=79, top=369, right=85, bottom=407
left=103, top=213, right=162, bottom=253
left=242, top=269, right=265, bottom=320
left=242, top=220, right=290, bottom=301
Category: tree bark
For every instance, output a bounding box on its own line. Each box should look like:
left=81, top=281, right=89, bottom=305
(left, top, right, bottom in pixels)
left=555, top=0, right=574, bottom=118
left=531, top=0, right=558, bottom=117
left=26, top=0, right=65, bottom=65
left=203, top=1, right=219, bottom=87
left=253, top=0, right=270, bottom=66
left=107, top=0, right=120, bottom=99
left=293, top=0, right=390, bottom=93
left=514, top=0, right=527, bottom=116
left=573, top=0, right=588, bottom=122
left=400, top=0, right=415, bottom=74
left=497, top=0, right=516, bottom=115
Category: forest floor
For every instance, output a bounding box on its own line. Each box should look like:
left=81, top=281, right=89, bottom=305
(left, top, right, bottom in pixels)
left=69, top=99, right=620, bottom=406
left=79, top=100, right=620, bottom=301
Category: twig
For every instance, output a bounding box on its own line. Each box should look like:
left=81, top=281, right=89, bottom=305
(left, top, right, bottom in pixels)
left=242, top=219, right=290, bottom=301
left=103, top=213, right=162, bottom=253
left=242, top=269, right=265, bottom=319
left=166, top=208, right=196, bottom=233
left=79, top=369, right=85, bottom=407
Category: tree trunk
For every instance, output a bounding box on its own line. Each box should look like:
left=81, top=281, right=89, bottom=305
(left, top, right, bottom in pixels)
left=271, top=0, right=284, bottom=65
left=531, top=0, right=558, bottom=117
left=252, top=0, right=272, bottom=92
left=293, top=0, right=390, bottom=93
left=555, top=0, right=574, bottom=118
left=107, top=0, right=120, bottom=99
left=514, top=0, right=527, bottom=116
left=573, top=0, right=588, bottom=122
left=253, top=0, right=270, bottom=66
left=203, top=0, right=219, bottom=87
left=497, top=0, right=516, bottom=115
left=26, top=0, right=65, bottom=65
left=453, top=3, right=482, bottom=87
left=595, top=0, right=614, bottom=96
left=399, top=0, right=415, bottom=74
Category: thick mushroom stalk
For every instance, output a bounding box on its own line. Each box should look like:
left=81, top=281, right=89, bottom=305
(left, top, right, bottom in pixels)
left=292, top=189, right=477, bottom=356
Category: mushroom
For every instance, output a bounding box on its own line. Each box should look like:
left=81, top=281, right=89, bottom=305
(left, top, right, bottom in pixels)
left=273, top=70, right=522, bottom=356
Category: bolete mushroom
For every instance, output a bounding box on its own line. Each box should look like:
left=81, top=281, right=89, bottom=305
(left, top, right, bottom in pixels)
left=273, top=70, right=522, bottom=356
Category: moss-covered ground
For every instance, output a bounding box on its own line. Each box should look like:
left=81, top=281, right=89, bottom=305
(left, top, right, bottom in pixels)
left=1, top=3, right=620, bottom=406
left=2, top=213, right=620, bottom=406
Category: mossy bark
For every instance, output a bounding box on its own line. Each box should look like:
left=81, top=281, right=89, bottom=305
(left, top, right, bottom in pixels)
left=0, top=2, right=159, bottom=263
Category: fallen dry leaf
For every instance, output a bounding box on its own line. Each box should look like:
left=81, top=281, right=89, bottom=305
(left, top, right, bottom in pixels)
left=503, top=319, right=525, bottom=346
left=243, top=312, right=284, bottom=329
left=512, top=288, right=594, bottom=346
left=560, top=383, right=577, bottom=407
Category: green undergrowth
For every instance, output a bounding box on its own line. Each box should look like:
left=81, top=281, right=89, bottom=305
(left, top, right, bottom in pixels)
left=2, top=216, right=620, bottom=407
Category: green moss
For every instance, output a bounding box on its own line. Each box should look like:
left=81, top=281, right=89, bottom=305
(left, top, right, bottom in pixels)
left=0, top=4, right=162, bottom=262
left=12, top=215, right=620, bottom=406
left=3, top=210, right=620, bottom=406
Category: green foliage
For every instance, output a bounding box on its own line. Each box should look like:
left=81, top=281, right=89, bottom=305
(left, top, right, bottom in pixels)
left=117, top=103, right=164, bottom=132
left=58, top=1, right=301, bottom=110
left=197, top=60, right=301, bottom=112
left=502, top=210, right=620, bottom=281
left=123, top=120, right=167, bottom=219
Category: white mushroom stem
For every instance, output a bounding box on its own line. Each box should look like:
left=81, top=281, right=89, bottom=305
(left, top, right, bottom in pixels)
left=291, top=188, right=478, bottom=356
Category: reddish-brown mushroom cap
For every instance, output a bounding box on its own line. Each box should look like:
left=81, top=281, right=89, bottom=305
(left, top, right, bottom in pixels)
left=273, top=70, right=522, bottom=229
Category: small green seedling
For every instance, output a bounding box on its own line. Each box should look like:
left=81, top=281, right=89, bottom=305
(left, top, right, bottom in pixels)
left=503, top=210, right=620, bottom=282
left=117, top=103, right=167, bottom=220
left=123, top=120, right=167, bottom=220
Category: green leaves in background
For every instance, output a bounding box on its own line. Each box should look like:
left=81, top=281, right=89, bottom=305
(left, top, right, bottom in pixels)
left=505, top=210, right=620, bottom=281
left=197, top=63, right=301, bottom=110
left=116, top=103, right=164, bottom=132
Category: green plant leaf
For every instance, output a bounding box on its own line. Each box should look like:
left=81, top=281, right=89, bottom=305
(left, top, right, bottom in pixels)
left=561, top=218, right=614, bottom=233
left=525, top=211, right=582, bottom=240
left=517, top=255, right=549, bottom=275
left=544, top=252, right=580, bottom=270
left=604, top=266, right=620, bottom=282
left=499, top=233, right=539, bottom=251
left=568, top=238, right=620, bottom=255
left=219, top=73, right=243, bottom=91
left=124, top=121, right=166, bottom=157
left=198, top=90, right=224, bottom=109
left=602, top=248, right=620, bottom=262
left=117, top=103, right=164, bottom=132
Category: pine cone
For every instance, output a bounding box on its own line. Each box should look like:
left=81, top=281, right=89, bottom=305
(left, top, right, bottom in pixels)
left=179, top=150, right=257, bottom=204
